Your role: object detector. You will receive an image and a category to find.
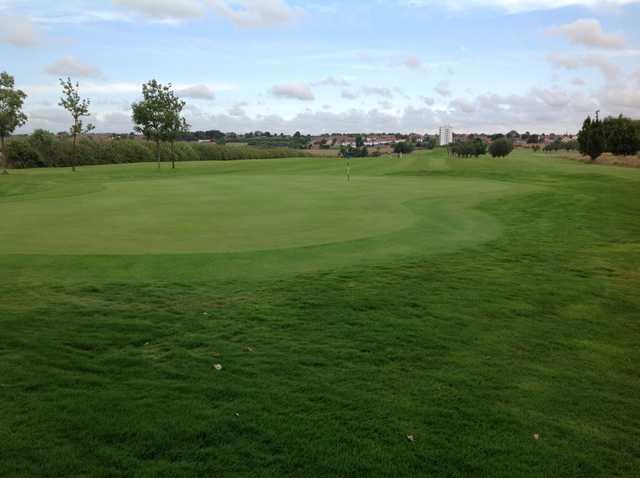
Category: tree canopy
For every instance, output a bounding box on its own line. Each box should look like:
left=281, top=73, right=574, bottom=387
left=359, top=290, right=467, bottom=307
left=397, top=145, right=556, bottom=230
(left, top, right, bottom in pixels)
left=132, top=80, right=187, bottom=169
left=0, top=71, right=28, bottom=174
left=489, top=138, right=514, bottom=158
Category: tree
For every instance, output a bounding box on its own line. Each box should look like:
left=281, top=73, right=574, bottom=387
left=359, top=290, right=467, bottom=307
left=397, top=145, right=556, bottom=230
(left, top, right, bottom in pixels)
left=578, top=115, right=604, bottom=161
left=602, top=115, right=640, bottom=156
left=166, top=114, right=189, bottom=169
left=132, top=80, right=186, bottom=170
left=0, top=71, right=28, bottom=174
left=59, top=78, right=94, bottom=172
left=355, top=135, right=365, bottom=148
left=489, top=138, right=514, bottom=158
left=451, top=139, right=486, bottom=158
left=393, top=141, right=415, bottom=155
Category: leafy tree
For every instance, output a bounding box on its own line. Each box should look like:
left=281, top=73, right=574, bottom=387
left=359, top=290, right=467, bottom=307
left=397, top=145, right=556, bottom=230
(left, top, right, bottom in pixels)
left=578, top=115, right=604, bottom=161
left=602, top=115, right=640, bottom=156
left=167, top=115, right=190, bottom=169
left=29, top=129, right=57, bottom=166
left=340, top=145, right=368, bottom=158
left=59, top=78, right=94, bottom=172
left=489, top=138, right=514, bottom=158
left=355, top=135, right=365, bottom=148
left=506, top=130, right=520, bottom=139
left=393, top=141, right=415, bottom=155
left=132, top=80, right=187, bottom=170
left=0, top=71, right=28, bottom=174
left=451, top=138, right=486, bottom=158
left=5, top=140, right=42, bottom=168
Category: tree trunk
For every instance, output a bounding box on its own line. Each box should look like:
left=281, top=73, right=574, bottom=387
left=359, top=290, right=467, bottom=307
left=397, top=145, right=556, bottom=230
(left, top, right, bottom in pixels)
left=1, top=135, right=7, bottom=175
left=72, top=132, right=77, bottom=172
left=171, top=141, right=175, bottom=169
left=156, top=140, right=161, bottom=170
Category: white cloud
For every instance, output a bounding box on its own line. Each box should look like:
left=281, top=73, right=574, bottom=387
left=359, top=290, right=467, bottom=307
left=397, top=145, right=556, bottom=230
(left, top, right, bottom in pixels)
left=270, top=83, right=315, bottom=101
left=547, top=52, right=620, bottom=80
left=450, top=97, right=476, bottom=113
left=341, top=89, right=358, bottom=100
left=435, top=81, right=451, bottom=97
left=402, top=1, right=640, bottom=14
left=45, top=56, right=103, bottom=79
left=209, top=0, right=303, bottom=28
left=178, top=84, right=216, bottom=100
left=547, top=19, right=627, bottom=49
left=112, top=0, right=203, bottom=19
left=361, top=86, right=394, bottom=98
left=312, top=76, right=350, bottom=87
left=403, top=56, right=424, bottom=70
left=420, top=96, right=435, bottom=106
left=0, top=14, right=40, bottom=47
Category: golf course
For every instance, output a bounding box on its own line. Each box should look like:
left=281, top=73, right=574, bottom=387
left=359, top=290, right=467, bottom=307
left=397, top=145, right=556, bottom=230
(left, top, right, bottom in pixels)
left=1, top=149, right=639, bottom=476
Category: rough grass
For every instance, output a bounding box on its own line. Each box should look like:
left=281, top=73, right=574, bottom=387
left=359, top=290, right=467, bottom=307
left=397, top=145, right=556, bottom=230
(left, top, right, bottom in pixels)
left=1, top=149, right=639, bottom=477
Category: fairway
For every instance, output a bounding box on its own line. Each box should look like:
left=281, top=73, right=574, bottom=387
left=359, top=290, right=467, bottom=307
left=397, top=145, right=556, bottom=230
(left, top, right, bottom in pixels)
left=1, top=149, right=640, bottom=477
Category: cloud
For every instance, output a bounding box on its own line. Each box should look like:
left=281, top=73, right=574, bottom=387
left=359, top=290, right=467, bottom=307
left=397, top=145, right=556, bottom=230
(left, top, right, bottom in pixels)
left=450, top=97, right=476, bottom=113
left=571, top=77, right=586, bottom=86
left=547, top=52, right=620, bottom=80
left=312, top=76, right=350, bottom=87
left=112, top=0, right=204, bottom=19
left=178, top=84, right=216, bottom=100
left=209, top=0, right=303, bottom=28
left=45, top=56, right=103, bottom=79
left=270, top=83, right=315, bottom=101
left=0, top=14, right=40, bottom=47
left=435, top=81, right=451, bottom=97
left=403, top=56, right=424, bottom=70
left=547, top=19, right=627, bottom=49
left=420, top=96, right=435, bottom=106
left=341, top=89, right=358, bottom=100
left=401, top=1, right=640, bottom=14
left=227, top=103, right=247, bottom=116
left=362, top=86, right=394, bottom=98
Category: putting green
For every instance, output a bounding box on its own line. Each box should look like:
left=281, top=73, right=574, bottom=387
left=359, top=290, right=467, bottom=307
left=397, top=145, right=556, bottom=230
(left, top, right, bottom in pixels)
left=0, top=168, right=524, bottom=256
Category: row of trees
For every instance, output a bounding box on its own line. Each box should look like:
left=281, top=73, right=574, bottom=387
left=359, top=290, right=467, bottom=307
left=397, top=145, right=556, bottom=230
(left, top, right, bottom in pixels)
left=0, top=71, right=190, bottom=173
left=448, top=137, right=513, bottom=158
left=578, top=113, right=640, bottom=160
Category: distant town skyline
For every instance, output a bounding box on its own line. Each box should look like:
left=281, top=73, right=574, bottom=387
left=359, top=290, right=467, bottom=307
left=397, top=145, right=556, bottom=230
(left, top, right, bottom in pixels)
left=1, top=0, right=639, bottom=134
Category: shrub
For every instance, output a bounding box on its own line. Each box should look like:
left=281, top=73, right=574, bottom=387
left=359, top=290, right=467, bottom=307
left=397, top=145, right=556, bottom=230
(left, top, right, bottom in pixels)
left=451, top=139, right=486, bottom=158
left=97, top=140, right=154, bottom=164
left=393, top=142, right=415, bottom=155
left=489, top=138, right=514, bottom=158
left=6, top=140, right=43, bottom=168
left=9, top=133, right=309, bottom=169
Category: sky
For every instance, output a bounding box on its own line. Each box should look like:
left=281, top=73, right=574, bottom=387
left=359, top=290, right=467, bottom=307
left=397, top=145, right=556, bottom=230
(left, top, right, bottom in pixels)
left=1, top=0, right=639, bottom=134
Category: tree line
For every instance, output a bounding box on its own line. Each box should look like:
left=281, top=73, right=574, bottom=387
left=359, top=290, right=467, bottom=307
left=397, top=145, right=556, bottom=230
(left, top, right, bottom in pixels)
left=0, top=72, right=196, bottom=173
left=5, top=130, right=307, bottom=169
left=578, top=113, right=640, bottom=160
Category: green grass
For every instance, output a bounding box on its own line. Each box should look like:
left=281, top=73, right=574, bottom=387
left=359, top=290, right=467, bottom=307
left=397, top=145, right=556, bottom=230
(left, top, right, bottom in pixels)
left=1, top=149, right=639, bottom=477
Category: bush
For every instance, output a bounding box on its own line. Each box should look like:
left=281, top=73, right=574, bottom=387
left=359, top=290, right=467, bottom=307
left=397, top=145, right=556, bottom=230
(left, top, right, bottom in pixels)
left=98, top=140, right=154, bottom=164
left=339, top=145, right=368, bottom=158
left=489, top=138, right=514, bottom=158
left=602, top=115, right=640, bottom=156
left=451, top=139, right=486, bottom=158
left=393, top=142, right=415, bottom=155
left=6, top=140, right=43, bottom=168
left=7, top=133, right=309, bottom=170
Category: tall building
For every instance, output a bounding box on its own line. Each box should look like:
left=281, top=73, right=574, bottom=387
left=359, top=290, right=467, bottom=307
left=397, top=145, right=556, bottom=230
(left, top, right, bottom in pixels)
left=439, top=125, right=453, bottom=146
